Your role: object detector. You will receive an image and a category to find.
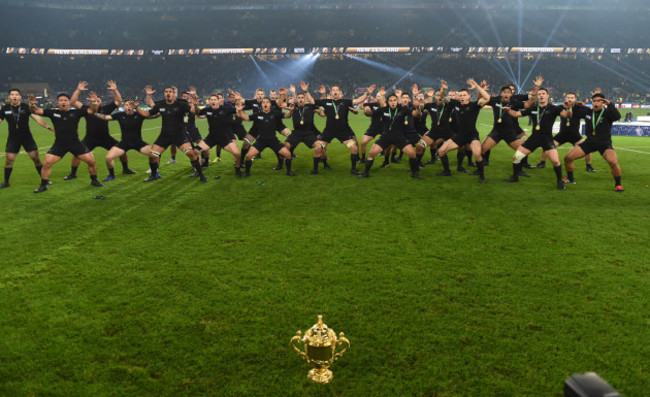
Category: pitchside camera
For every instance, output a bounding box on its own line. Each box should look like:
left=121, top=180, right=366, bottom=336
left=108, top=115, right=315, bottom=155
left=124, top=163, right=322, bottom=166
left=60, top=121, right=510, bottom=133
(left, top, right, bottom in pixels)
left=564, top=372, right=620, bottom=397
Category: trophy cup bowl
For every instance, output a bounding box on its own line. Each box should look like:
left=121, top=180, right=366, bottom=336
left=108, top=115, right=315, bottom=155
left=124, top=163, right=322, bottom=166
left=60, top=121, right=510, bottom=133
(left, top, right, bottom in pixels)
left=290, top=315, right=350, bottom=383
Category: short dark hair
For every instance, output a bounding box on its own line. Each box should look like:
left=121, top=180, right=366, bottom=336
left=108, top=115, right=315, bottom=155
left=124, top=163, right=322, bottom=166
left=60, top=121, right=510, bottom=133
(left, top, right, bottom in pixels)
left=592, top=93, right=606, bottom=100
left=57, top=93, right=70, bottom=99
left=9, top=88, right=21, bottom=95
left=566, top=92, right=577, bottom=97
left=459, top=88, right=470, bottom=94
left=401, top=92, right=411, bottom=98
left=538, top=88, right=548, bottom=94
left=500, top=86, right=512, bottom=93
left=387, top=93, right=398, bottom=101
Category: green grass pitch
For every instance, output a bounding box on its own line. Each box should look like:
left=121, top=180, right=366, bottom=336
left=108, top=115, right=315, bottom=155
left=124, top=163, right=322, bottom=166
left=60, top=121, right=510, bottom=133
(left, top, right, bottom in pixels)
left=1, top=109, right=648, bottom=396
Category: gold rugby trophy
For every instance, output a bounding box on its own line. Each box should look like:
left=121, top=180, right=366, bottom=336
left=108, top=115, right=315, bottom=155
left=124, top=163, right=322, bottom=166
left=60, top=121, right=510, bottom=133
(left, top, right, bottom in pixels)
left=290, top=315, right=350, bottom=383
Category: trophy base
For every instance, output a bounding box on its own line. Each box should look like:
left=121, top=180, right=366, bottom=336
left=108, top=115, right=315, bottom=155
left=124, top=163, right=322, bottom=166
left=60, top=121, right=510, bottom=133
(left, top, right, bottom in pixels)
left=307, top=368, right=333, bottom=384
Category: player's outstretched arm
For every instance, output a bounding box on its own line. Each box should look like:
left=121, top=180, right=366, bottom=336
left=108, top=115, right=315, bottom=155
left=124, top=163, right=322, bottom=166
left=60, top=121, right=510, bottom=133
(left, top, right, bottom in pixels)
left=107, top=80, right=122, bottom=106
left=27, top=95, right=44, bottom=115
left=70, top=81, right=88, bottom=109
left=30, top=113, right=53, bottom=131
left=352, top=84, right=376, bottom=106
left=523, top=76, right=544, bottom=109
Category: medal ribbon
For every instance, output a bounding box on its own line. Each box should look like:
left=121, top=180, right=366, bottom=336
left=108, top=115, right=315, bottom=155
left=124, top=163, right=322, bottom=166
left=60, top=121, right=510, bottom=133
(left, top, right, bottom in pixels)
left=592, top=108, right=605, bottom=134
left=437, top=103, right=445, bottom=125
left=536, top=104, right=548, bottom=130
left=389, top=107, right=397, bottom=130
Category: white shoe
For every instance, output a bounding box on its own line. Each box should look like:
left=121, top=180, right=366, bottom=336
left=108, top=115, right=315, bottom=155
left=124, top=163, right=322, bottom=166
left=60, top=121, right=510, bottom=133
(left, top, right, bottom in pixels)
left=167, top=158, right=177, bottom=164
left=146, top=168, right=152, bottom=174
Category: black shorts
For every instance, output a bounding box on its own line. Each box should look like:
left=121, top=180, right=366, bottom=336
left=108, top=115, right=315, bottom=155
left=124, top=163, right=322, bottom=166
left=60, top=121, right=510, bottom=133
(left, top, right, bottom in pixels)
left=319, top=128, right=354, bottom=144
left=153, top=133, right=190, bottom=149
left=233, top=123, right=247, bottom=140
left=554, top=132, right=582, bottom=146
left=487, top=129, right=520, bottom=145
left=5, top=133, right=38, bottom=153
left=48, top=140, right=90, bottom=158
left=425, top=128, right=452, bottom=141
left=364, top=129, right=382, bottom=138
left=204, top=132, right=236, bottom=149
left=375, top=134, right=409, bottom=150
left=186, top=126, right=203, bottom=142
left=82, top=134, right=119, bottom=151
left=450, top=131, right=479, bottom=146
left=287, top=131, right=317, bottom=148
left=117, top=140, right=149, bottom=152
left=253, top=136, right=284, bottom=153
left=405, top=132, right=421, bottom=146
left=522, top=133, right=556, bottom=152
left=275, top=119, right=288, bottom=133
left=248, top=123, right=260, bottom=139
left=579, top=139, right=613, bottom=155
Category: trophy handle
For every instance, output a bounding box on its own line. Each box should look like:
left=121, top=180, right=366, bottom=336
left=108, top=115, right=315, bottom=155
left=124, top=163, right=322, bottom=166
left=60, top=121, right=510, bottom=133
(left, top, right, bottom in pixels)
left=333, top=332, right=350, bottom=361
left=290, top=331, right=308, bottom=361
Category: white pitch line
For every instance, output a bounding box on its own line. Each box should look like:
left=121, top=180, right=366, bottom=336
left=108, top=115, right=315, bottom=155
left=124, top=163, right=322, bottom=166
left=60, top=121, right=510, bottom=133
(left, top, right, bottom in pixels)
left=615, top=147, right=650, bottom=155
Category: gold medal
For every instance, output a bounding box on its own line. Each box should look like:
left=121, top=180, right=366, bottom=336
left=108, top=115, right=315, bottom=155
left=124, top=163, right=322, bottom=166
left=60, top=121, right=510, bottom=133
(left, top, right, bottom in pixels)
left=566, top=121, right=570, bottom=127
left=498, top=118, right=502, bottom=123
left=300, top=120, right=304, bottom=125
left=535, top=125, right=540, bottom=131
left=437, top=121, right=440, bottom=126
left=335, top=115, right=339, bottom=120
left=448, top=117, right=452, bottom=122
left=404, top=120, right=408, bottom=125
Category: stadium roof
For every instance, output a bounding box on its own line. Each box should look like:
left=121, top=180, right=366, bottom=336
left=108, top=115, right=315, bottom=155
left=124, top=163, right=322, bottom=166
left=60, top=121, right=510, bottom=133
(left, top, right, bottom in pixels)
left=1, top=0, right=645, bottom=11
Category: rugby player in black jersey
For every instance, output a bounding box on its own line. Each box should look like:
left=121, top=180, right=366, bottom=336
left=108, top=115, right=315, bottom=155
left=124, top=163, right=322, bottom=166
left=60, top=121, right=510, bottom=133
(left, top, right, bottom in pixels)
left=235, top=97, right=295, bottom=177
left=436, top=78, right=490, bottom=183
left=563, top=93, right=623, bottom=192
left=0, top=88, right=53, bottom=188
left=238, top=88, right=266, bottom=163
left=411, top=86, right=429, bottom=167
left=399, top=92, right=424, bottom=165
left=482, top=82, right=533, bottom=169
left=359, top=92, right=423, bottom=179
left=360, top=91, right=385, bottom=164
left=134, top=86, right=207, bottom=183
left=505, top=78, right=571, bottom=190
left=227, top=91, right=248, bottom=147
left=535, top=92, right=595, bottom=172
left=183, top=87, right=211, bottom=169
left=91, top=100, right=156, bottom=181
left=307, top=83, right=375, bottom=175
left=195, top=93, right=243, bottom=177
left=473, top=77, right=542, bottom=179
left=283, top=83, right=326, bottom=175
left=28, top=91, right=104, bottom=193
left=417, top=81, right=453, bottom=172
left=63, top=81, right=135, bottom=180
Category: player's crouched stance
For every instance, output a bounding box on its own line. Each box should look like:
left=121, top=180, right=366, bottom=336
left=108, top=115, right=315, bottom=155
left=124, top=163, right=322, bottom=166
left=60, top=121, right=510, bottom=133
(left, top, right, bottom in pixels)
left=135, top=86, right=208, bottom=183
left=563, top=93, right=624, bottom=192
left=28, top=92, right=103, bottom=193
left=236, top=98, right=295, bottom=177
left=359, top=93, right=423, bottom=179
